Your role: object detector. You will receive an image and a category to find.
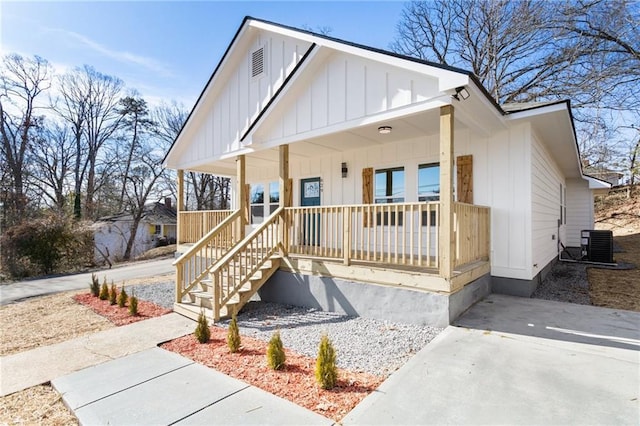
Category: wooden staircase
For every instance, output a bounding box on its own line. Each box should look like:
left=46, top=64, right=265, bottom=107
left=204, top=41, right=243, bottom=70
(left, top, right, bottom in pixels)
left=173, top=207, right=287, bottom=322
left=173, top=254, right=281, bottom=321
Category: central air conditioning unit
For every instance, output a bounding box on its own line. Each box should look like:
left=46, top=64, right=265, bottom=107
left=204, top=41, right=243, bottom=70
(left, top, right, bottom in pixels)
left=580, top=230, right=614, bottom=264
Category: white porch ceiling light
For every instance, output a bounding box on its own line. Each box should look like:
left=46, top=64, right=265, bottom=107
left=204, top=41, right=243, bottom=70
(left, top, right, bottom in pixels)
left=452, top=86, right=470, bottom=101
left=378, top=126, right=392, bottom=134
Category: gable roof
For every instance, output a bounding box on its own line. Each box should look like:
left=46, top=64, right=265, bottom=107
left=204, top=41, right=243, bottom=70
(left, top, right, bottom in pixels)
left=163, top=16, right=504, bottom=166
left=96, top=202, right=176, bottom=225
left=164, top=16, right=589, bottom=182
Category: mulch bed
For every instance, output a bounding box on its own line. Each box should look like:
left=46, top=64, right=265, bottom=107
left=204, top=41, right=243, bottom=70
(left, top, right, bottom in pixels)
left=72, top=293, right=171, bottom=326
left=161, top=327, right=384, bottom=422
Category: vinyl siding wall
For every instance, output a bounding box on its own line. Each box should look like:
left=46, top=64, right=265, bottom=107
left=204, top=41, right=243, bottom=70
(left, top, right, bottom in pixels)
left=565, top=178, right=594, bottom=246
left=531, top=134, right=564, bottom=277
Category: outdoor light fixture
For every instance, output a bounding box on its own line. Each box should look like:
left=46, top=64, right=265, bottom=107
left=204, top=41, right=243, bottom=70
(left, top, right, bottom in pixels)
left=341, top=162, right=348, bottom=178
left=452, top=86, right=470, bottom=101
left=378, top=126, right=392, bottom=134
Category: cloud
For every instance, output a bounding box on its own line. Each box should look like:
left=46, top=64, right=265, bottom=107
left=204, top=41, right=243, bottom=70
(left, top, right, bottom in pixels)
left=52, top=28, right=174, bottom=78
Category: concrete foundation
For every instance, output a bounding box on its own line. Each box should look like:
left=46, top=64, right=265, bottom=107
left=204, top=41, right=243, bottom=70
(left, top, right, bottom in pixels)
left=491, top=257, right=556, bottom=297
left=258, top=271, right=491, bottom=328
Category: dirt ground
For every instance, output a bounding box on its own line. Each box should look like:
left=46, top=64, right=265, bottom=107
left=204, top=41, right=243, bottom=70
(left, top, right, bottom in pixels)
left=590, top=186, right=640, bottom=312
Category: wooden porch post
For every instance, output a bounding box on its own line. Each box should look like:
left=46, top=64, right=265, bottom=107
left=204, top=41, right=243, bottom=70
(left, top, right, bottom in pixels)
left=175, top=169, right=184, bottom=303
left=176, top=169, right=184, bottom=245
left=439, top=105, right=455, bottom=285
left=236, top=155, right=247, bottom=240
left=279, top=145, right=290, bottom=254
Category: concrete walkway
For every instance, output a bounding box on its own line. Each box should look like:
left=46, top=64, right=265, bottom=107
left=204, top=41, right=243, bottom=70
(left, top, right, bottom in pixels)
left=2, top=294, right=639, bottom=424
left=0, top=313, right=193, bottom=396
left=343, top=294, right=640, bottom=425
left=0, top=257, right=174, bottom=305
left=52, top=348, right=331, bottom=425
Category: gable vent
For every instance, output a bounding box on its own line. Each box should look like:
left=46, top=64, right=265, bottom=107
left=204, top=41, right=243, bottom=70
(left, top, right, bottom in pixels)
left=251, top=47, right=265, bottom=78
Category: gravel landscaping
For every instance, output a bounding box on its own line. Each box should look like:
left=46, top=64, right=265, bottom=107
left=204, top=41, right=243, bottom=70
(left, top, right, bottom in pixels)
left=134, top=281, right=442, bottom=376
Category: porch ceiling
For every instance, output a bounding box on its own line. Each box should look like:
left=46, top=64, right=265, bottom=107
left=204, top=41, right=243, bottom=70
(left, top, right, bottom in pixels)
left=190, top=107, right=467, bottom=176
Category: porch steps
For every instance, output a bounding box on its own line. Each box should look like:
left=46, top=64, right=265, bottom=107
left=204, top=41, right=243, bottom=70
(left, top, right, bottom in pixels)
left=174, top=255, right=282, bottom=322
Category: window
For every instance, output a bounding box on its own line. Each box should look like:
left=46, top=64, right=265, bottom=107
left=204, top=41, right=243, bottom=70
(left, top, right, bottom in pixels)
left=154, top=225, right=161, bottom=235
left=269, top=182, right=279, bottom=214
left=374, top=167, right=404, bottom=226
left=250, top=182, right=279, bottom=223
left=375, top=167, right=405, bottom=204
left=250, top=184, right=264, bottom=224
left=418, top=163, right=440, bottom=201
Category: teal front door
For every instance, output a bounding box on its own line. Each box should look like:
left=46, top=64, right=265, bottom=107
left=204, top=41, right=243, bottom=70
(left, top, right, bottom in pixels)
left=300, top=177, right=321, bottom=246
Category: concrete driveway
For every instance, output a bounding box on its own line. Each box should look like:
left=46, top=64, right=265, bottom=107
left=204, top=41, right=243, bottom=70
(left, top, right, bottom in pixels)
left=344, top=294, right=640, bottom=425
left=0, top=258, right=174, bottom=305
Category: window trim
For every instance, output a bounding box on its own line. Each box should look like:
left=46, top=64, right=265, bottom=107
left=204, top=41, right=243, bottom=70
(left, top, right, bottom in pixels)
left=418, top=162, right=440, bottom=202
left=374, top=166, right=405, bottom=204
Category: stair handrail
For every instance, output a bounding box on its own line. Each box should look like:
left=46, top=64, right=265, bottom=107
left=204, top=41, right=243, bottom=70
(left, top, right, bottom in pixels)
left=174, top=209, right=242, bottom=302
left=209, top=207, right=284, bottom=320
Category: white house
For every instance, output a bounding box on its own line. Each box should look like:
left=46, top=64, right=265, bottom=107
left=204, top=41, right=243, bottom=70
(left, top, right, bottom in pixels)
left=93, top=200, right=177, bottom=264
left=164, top=17, right=609, bottom=326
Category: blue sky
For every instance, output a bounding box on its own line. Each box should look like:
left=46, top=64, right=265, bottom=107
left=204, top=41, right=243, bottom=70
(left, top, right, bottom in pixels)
left=1, top=1, right=407, bottom=108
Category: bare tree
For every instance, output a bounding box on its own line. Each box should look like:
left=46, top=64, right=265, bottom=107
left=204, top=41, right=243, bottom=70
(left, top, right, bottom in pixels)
left=30, top=121, right=76, bottom=211
left=82, top=66, right=124, bottom=219
left=152, top=100, right=187, bottom=146
left=0, top=54, right=51, bottom=224
left=56, top=67, right=88, bottom=219
left=121, top=136, right=168, bottom=260
left=392, top=0, right=640, bottom=167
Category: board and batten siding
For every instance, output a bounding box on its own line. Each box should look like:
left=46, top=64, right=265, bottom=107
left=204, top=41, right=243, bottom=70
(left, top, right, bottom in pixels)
left=176, top=32, right=312, bottom=167
left=246, top=124, right=538, bottom=282
left=531, top=134, right=565, bottom=277
left=565, top=178, right=594, bottom=246
left=485, top=123, right=532, bottom=281
left=254, top=51, right=440, bottom=145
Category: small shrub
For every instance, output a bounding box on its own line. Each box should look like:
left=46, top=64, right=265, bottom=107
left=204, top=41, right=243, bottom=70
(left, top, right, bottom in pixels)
left=194, top=311, right=211, bottom=343
left=266, top=330, right=286, bottom=370
left=129, top=290, right=138, bottom=316
left=109, top=281, right=117, bottom=305
left=227, top=314, right=241, bottom=353
left=117, top=284, right=128, bottom=308
left=99, top=277, right=109, bottom=300
left=90, top=273, right=100, bottom=297
left=315, top=333, right=337, bottom=390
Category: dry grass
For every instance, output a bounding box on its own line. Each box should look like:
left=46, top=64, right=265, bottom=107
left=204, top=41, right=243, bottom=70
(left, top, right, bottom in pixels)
left=588, top=232, right=640, bottom=312
left=0, top=292, right=113, bottom=357
left=589, top=185, right=640, bottom=312
left=0, top=384, right=78, bottom=426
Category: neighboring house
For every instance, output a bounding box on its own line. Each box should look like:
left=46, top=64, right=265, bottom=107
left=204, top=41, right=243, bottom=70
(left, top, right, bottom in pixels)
left=582, top=166, right=625, bottom=187
left=164, top=17, right=610, bottom=327
left=93, top=199, right=177, bottom=264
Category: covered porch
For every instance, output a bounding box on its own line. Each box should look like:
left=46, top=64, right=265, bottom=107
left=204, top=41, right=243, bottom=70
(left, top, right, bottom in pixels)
left=172, top=105, right=491, bottom=323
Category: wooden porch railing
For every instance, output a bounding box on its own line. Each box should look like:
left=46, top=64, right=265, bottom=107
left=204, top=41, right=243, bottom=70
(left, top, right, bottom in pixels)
left=210, top=207, right=285, bottom=320
left=174, top=210, right=242, bottom=302
left=287, top=202, right=441, bottom=268
left=285, top=201, right=490, bottom=271
left=178, top=210, right=233, bottom=244
left=453, top=202, right=490, bottom=267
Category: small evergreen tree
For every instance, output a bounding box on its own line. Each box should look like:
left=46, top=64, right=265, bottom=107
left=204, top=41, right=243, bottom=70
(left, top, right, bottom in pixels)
left=266, top=330, right=286, bottom=370
left=194, top=311, right=211, bottom=343
left=129, top=289, right=138, bottom=316
left=315, top=334, right=337, bottom=389
left=99, top=277, right=109, bottom=300
left=109, top=281, right=117, bottom=305
left=90, top=273, right=100, bottom=297
left=227, top=314, right=241, bottom=353
left=117, top=284, right=128, bottom=308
